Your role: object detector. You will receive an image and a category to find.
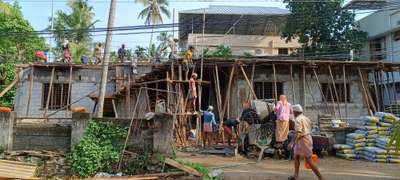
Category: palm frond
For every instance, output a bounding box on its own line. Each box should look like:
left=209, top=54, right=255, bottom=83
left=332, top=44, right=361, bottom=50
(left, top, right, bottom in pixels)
left=159, top=5, right=171, bottom=18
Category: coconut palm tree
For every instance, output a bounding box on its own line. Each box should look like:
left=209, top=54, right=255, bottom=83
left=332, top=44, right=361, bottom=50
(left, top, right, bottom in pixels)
left=135, top=0, right=170, bottom=61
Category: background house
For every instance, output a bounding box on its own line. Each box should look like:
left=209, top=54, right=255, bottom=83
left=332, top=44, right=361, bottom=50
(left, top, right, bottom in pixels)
left=178, top=5, right=301, bottom=57
left=358, top=8, right=400, bottom=107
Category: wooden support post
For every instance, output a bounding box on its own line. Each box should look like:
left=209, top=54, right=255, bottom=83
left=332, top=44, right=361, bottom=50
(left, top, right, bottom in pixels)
left=44, top=67, right=55, bottom=117
left=385, top=71, right=393, bottom=108
left=343, top=65, right=348, bottom=119
left=112, top=99, right=118, bottom=118
left=222, top=64, right=236, bottom=119
left=272, top=64, right=278, bottom=100
left=312, top=68, right=330, bottom=114
left=328, top=85, right=337, bottom=118
left=358, top=68, right=373, bottom=116
left=126, top=74, right=131, bottom=117
left=386, top=71, right=395, bottom=106
left=239, top=65, right=257, bottom=100
left=167, top=72, right=170, bottom=113
left=0, top=78, right=18, bottom=98
left=156, top=82, right=159, bottom=101
left=290, top=64, right=296, bottom=104
left=377, top=71, right=385, bottom=111
left=25, top=66, right=34, bottom=116
left=66, top=66, right=73, bottom=116
left=178, top=65, right=182, bottom=81
left=328, top=65, right=342, bottom=119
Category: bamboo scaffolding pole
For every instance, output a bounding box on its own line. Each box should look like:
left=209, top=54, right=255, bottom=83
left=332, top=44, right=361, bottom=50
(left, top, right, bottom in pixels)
left=214, top=64, right=225, bottom=143
left=66, top=66, right=73, bottom=116
left=239, top=65, right=257, bottom=100
left=167, top=72, right=170, bottom=113
left=248, top=62, right=256, bottom=101
left=60, top=81, right=64, bottom=110
left=328, top=85, right=337, bottom=118
left=112, top=99, right=118, bottom=118
left=385, top=71, right=394, bottom=107
left=301, top=66, right=306, bottom=111
left=381, top=70, right=392, bottom=113
left=25, top=66, right=34, bottom=116
left=312, top=68, right=330, bottom=114
left=391, top=71, right=397, bottom=103
left=343, top=65, right=348, bottom=118
left=358, top=68, right=373, bottom=116
left=222, top=64, right=236, bottom=119
left=328, top=65, right=342, bottom=119
left=290, top=64, right=296, bottom=104
left=372, top=70, right=380, bottom=112
left=44, top=67, right=55, bottom=117
left=272, top=64, right=278, bottom=100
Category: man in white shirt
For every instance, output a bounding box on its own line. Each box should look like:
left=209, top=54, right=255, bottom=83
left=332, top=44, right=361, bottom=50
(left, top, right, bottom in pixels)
left=288, top=104, right=324, bottom=180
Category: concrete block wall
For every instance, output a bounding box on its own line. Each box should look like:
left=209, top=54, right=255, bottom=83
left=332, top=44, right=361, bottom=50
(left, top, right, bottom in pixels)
left=229, top=67, right=368, bottom=123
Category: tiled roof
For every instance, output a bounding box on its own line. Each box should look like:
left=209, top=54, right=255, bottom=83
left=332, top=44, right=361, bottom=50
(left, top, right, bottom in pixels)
left=179, top=5, right=290, bottom=15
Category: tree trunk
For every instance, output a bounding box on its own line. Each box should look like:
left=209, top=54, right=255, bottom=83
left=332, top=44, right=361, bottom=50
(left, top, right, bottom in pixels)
left=97, top=0, right=117, bottom=118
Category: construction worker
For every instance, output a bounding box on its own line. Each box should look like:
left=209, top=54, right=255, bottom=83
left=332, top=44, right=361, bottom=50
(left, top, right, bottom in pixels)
left=288, top=104, right=324, bottom=180
left=63, top=40, right=72, bottom=64
left=94, top=43, right=102, bottom=64
left=183, top=46, right=195, bottom=80
left=118, top=44, right=126, bottom=63
left=203, top=105, right=217, bottom=148
left=187, top=73, right=198, bottom=112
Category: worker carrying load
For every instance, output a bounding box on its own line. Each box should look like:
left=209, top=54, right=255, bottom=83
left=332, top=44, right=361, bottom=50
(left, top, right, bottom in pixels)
left=63, top=39, right=72, bottom=64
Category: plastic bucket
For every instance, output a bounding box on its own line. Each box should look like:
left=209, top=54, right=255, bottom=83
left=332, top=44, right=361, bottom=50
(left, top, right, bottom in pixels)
left=304, top=154, right=318, bottom=170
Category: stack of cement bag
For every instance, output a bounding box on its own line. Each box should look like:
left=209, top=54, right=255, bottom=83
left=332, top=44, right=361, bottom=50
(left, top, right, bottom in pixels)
left=360, top=116, right=380, bottom=147
left=346, top=132, right=366, bottom=154
left=375, top=112, right=399, bottom=137
left=359, top=146, right=387, bottom=163
left=376, top=138, right=400, bottom=163
left=334, top=144, right=357, bottom=160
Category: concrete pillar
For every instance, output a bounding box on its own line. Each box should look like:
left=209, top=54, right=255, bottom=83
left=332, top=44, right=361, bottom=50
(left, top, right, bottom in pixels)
left=71, top=112, right=92, bottom=148
left=0, top=112, right=15, bottom=151
left=153, top=113, right=173, bottom=156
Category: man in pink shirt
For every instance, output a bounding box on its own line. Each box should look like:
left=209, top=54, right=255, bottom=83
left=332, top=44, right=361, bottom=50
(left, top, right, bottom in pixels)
left=274, top=95, right=293, bottom=147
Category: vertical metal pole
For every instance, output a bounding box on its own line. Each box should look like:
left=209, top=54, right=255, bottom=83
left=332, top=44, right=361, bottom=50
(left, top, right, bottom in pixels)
left=98, top=0, right=117, bottom=117
left=49, top=0, right=54, bottom=62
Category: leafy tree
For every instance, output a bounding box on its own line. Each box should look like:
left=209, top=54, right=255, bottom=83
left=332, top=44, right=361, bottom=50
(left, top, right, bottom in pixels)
left=282, top=0, right=368, bottom=58
left=51, top=0, right=98, bottom=61
left=135, top=0, right=170, bottom=55
left=0, top=1, right=45, bottom=63
left=389, top=121, right=400, bottom=152
left=0, top=63, right=16, bottom=107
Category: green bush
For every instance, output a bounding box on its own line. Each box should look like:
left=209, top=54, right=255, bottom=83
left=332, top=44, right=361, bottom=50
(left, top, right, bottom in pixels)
left=212, top=44, right=232, bottom=58
left=0, top=145, right=4, bottom=154
left=69, top=121, right=127, bottom=178
left=0, top=63, right=16, bottom=107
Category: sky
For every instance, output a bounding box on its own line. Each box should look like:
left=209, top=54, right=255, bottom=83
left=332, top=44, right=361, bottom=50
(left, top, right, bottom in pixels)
left=3, top=0, right=364, bottom=52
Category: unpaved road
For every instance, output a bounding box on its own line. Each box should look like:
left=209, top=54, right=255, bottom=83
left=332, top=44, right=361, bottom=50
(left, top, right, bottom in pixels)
left=177, top=152, right=400, bottom=180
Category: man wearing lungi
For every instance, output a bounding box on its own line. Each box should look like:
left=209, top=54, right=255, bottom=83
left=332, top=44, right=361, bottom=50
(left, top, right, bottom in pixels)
left=274, top=95, right=293, bottom=147
left=288, top=104, right=324, bottom=180
left=203, top=106, right=217, bottom=148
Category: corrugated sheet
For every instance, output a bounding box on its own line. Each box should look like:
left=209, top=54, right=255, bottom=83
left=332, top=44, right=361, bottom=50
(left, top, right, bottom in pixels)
left=180, top=5, right=289, bottom=15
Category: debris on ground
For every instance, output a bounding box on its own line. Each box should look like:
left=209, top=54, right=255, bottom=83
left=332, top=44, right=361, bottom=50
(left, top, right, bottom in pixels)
left=0, top=159, right=38, bottom=179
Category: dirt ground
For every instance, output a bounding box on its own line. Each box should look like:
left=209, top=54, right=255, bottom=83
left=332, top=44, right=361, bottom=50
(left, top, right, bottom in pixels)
left=177, top=152, right=400, bottom=180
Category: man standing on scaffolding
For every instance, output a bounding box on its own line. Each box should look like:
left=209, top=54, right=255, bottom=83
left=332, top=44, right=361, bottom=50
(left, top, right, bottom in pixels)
left=183, top=46, right=195, bottom=80
left=188, top=73, right=198, bottom=113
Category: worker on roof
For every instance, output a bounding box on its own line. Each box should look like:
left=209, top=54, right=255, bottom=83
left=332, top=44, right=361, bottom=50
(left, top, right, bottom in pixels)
left=183, top=46, right=195, bottom=80
left=94, top=43, right=102, bottom=64
left=118, top=44, right=126, bottom=63
left=63, top=39, right=72, bottom=64
left=288, top=104, right=324, bottom=180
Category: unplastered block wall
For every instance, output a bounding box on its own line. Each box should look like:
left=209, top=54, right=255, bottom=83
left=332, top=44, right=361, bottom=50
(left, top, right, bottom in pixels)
left=14, top=67, right=116, bottom=120
left=228, top=66, right=368, bottom=122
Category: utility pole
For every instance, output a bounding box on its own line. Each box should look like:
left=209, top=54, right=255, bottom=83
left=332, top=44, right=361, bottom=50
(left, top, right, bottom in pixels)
left=49, top=0, right=54, bottom=62
left=97, top=0, right=117, bottom=117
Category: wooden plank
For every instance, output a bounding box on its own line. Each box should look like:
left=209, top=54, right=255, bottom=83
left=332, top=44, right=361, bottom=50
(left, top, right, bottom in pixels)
left=43, top=67, right=55, bottom=117
left=214, top=64, right=224, bottom=143
left=25, top=66, right=34, bottom=116
left=0, top=160, right=38, bottom=179
left=164, top=158, right=202, bottom=177
left=239, top=65, right=257, bottom=100
left=248, top=62, right=256, bottom=100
